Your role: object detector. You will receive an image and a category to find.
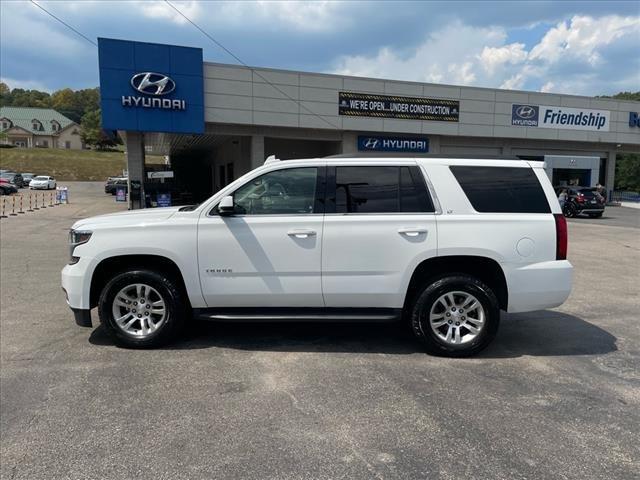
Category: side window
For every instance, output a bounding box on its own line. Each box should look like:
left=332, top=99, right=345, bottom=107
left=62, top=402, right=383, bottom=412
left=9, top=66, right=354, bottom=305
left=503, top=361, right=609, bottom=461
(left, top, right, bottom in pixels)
left=232, top=167, right=318, bottom=215
left=450, top=166, right=550, bottom=213
left=332, top=166, right=434, bottom=214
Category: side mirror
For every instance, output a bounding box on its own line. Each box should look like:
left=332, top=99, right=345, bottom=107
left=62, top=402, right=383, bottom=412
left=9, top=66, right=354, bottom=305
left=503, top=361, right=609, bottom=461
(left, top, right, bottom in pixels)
left=218, top=195, right=235, bottom=216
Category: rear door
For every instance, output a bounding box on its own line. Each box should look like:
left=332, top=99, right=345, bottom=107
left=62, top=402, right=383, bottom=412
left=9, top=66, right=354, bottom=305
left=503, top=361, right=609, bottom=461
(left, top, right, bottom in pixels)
left=321, top=164, right=438, bottom=309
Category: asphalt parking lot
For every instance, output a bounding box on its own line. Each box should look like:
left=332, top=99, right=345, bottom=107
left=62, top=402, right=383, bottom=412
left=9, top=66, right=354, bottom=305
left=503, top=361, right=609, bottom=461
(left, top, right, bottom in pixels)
left=1, top=182, right=639, bottom=480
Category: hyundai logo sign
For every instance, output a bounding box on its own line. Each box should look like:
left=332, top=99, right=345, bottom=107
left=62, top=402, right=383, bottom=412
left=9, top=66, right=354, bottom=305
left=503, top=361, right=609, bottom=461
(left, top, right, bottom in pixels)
left=515, top=105, right=537, bottom=119
left=512, top=104, right=539, bottom=126
left=363, top=137, right=380, bottom=149
left=122, top=72, right=185, bottom=110
left=130, top=72, right=176, bottom=95
left=357, top=135, right=429, bottom=153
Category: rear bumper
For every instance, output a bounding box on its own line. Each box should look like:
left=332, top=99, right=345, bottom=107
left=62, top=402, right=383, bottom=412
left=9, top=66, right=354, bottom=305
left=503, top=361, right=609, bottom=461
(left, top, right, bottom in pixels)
left=506, top=260, right=573, bottom=313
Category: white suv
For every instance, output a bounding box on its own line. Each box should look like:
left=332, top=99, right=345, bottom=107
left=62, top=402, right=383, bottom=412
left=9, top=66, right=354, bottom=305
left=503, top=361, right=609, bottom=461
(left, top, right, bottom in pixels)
left=62, top=156, right=572, bottom=356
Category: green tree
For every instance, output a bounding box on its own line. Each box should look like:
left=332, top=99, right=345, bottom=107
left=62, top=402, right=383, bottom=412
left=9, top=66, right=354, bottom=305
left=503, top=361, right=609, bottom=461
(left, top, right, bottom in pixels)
left=0, top=82, right=10, bottom=106
left=51, top=88, right=83, bottom=123
left=80, top=109, right=116, bottom=149
left=615, top=154, right=640, bottom=192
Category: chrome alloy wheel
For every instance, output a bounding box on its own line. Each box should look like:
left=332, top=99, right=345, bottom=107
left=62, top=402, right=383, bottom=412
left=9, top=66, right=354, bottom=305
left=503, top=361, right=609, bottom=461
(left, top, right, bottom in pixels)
left=429, top=291, right=485, bottom=345
left=111, top=283, right=166, bottom=337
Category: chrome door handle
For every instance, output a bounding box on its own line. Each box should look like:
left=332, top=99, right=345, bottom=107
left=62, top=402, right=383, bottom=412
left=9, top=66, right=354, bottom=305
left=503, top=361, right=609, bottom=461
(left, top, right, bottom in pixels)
left=398, top=227, right=428, bottom=237
left=288, top=229, right=317, bottom=238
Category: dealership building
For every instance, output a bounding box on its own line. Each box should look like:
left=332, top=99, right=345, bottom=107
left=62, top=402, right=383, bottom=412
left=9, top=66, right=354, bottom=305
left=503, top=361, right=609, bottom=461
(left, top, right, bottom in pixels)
left=98, top=38, right=640, bottom=208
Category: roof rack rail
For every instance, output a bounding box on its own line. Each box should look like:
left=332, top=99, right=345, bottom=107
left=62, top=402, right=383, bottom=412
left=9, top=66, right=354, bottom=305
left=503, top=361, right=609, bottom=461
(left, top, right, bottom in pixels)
left=324, top=153, right=523, bottom=160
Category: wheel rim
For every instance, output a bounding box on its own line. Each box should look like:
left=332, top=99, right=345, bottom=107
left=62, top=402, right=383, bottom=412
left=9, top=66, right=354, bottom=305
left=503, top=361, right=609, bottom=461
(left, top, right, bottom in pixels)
left=111, top=283, right=166, bottom=337
left=428, top=291, right=485, bottom=345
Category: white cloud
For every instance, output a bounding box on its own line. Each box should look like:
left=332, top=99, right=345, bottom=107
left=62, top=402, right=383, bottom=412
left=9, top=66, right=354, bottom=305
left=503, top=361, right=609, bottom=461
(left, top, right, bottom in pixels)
left=479, top=43, right=528, bottom=74
left=135, top=0, right=344, bottom=32
left=333, top=22, right=507, bottom=86
left=137, top=1, right=202, bottom=25
left=331, top=14, right=640, bottom=95
left=540, top=81, right=555, bottom=93
left=500, top=73, right=525, bottom=90
left=529, top=15, right=640, bottom=66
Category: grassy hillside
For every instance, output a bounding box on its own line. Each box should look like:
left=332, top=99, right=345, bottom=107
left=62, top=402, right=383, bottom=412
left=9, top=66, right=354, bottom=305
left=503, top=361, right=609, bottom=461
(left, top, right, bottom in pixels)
left=0, top=148, right=162, bottom=181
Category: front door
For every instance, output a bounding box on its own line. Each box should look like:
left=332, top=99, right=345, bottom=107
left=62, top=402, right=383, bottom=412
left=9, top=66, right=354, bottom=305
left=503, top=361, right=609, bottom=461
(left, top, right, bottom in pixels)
left=198, top=166, right=325, bottom=308
left=322, top=164, right=438, bottom=309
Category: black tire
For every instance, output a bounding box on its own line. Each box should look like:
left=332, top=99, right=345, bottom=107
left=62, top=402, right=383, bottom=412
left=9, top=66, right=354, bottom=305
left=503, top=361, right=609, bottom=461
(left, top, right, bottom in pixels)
left=98, top=269, right=188, bottom=348
left=589, top=212, right=603, bottom=218
left=563, top=203, right=577, bottom=218
left=409, top=274, right=500, bottom=357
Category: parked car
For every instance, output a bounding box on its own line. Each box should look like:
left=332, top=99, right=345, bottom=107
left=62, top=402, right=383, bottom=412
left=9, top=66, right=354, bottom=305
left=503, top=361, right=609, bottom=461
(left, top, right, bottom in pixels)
left=105, top=178, right=128, bottom=195
left=0, top=172, right=25, bottom=188
left=555, top=186, right=605, bottom=218
left=0, top=178, right=18, bottom=195
left=63, top=156, right=573, bottom=356
left=29, top=176, right=57, bottom=190
left=21, top=173, right=35, bottom=185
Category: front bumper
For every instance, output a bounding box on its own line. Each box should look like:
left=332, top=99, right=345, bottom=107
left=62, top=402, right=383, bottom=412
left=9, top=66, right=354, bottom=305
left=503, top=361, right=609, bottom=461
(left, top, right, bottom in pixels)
left=61, top=257, right=95, bottom=310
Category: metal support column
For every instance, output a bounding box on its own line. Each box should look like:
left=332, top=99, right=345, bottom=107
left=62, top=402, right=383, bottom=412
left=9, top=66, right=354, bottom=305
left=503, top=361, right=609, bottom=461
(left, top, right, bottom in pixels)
left=125, top=131, right=146, bottom=209
left=250, top=135, right=265, bottom=170
left=605, top=151, right=616, bottom=200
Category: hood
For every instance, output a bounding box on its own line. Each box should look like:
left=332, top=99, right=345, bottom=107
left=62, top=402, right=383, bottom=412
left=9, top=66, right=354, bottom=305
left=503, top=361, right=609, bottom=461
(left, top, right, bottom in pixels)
left=71, top=206, right=183, bottom=230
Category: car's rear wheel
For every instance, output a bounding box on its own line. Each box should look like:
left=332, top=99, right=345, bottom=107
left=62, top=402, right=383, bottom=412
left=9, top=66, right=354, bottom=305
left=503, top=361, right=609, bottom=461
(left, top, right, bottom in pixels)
left=409, top=274, right=500, bottom=357
left=98, top=269, right=187, bottom=348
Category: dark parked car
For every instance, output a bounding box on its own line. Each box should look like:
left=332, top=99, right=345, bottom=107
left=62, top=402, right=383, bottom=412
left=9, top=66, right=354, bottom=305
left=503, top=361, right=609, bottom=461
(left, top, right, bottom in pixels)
left=105, top=178, right=128, bottom=195
left=555, top=186, right=605, bottom=218
left=21, top=173, right=35, bottom=185
left=0, top=172, right=25, bottom=188
left=0, top=178, right=18, bottom=195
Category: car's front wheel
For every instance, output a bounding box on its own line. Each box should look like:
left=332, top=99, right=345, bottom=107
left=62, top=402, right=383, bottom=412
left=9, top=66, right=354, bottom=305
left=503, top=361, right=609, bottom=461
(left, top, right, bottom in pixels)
left=409, top=275, right=500, bottom=357
left=98, top=269, right=188, bottom=348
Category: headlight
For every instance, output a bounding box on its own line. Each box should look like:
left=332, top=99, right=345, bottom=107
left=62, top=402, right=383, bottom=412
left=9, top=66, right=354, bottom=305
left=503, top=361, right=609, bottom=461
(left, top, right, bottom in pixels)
left=69, top=229, right=92, bottom=264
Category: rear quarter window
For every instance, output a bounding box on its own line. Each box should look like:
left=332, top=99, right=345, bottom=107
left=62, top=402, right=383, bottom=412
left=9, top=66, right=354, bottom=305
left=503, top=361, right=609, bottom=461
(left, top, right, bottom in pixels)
left=450, top=166, right=550, bottom=213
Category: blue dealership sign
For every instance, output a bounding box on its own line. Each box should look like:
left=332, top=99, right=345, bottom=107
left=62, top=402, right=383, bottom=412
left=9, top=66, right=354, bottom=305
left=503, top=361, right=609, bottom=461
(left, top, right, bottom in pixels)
left=98, top=38, right=204, bottom=134
left=157, top=193, right=172, bottom=207
left=358, top=136, right=429, bottom=153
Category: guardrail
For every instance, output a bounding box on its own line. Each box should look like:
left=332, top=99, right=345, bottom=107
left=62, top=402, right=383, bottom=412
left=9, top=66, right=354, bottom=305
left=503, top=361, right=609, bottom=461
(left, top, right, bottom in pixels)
left=0, top=191, right=64, bottom=219
left=610, top=190, right=640, bottom=203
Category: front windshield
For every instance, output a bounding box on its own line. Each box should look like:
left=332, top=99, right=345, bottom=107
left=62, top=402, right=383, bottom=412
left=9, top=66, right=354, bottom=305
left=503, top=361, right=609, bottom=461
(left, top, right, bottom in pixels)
left=34, top=176, right=48, bottom=180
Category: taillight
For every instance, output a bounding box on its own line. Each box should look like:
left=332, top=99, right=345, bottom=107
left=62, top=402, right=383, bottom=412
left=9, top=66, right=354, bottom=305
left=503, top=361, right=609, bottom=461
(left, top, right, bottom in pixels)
left=554, top=213, right=568, bottom=260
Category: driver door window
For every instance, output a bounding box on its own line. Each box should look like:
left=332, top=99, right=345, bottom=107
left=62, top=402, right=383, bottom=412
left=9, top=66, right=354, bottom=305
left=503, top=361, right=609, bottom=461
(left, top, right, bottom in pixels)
left=233, top=167, right=318, bottom=215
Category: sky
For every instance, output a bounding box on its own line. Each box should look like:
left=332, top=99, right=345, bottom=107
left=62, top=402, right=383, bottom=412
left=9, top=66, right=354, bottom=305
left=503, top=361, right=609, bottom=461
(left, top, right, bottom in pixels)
left=1, top=0, right=639, bottom=96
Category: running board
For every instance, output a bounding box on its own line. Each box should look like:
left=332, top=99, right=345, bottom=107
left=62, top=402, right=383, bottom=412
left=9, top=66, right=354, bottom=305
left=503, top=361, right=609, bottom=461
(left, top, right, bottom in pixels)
left=193, top=307, right=402, bottom=323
